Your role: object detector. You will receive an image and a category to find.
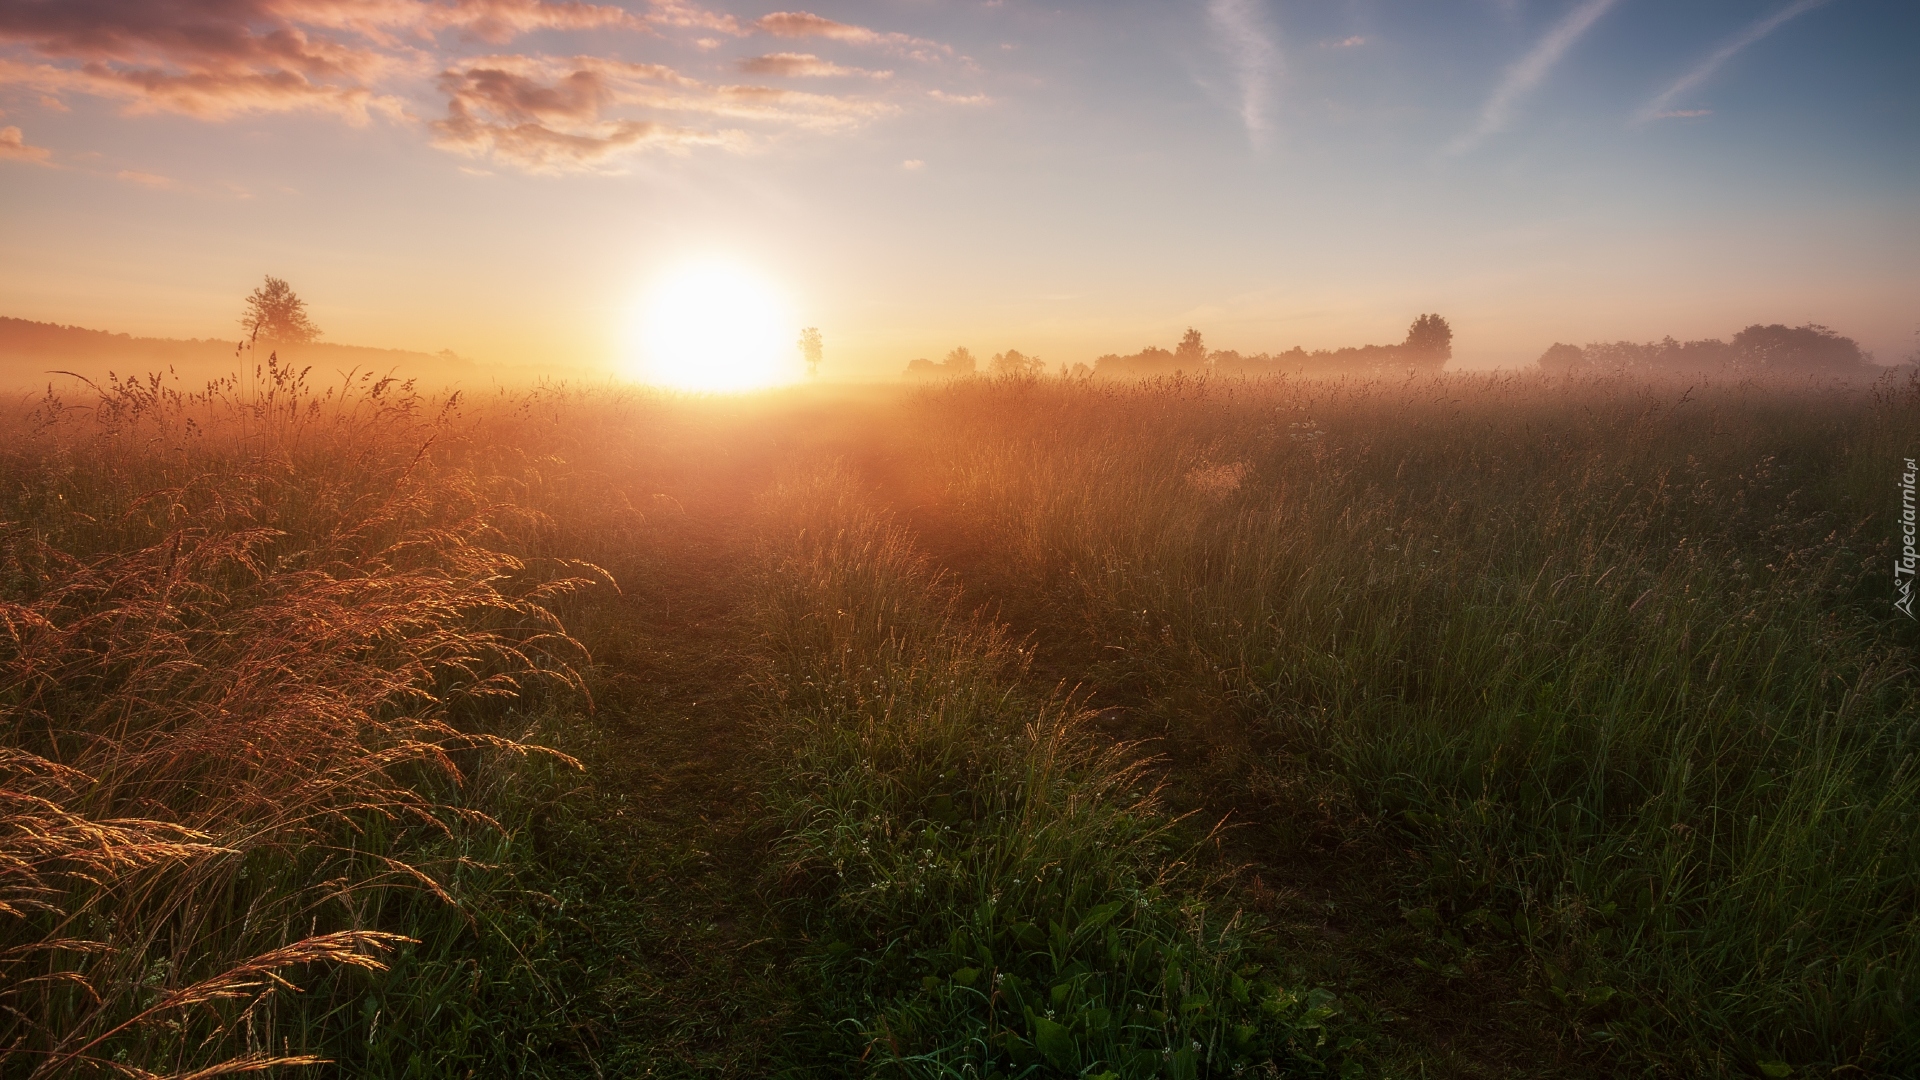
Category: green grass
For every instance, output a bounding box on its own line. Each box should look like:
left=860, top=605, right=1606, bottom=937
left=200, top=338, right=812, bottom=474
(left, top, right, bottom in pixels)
left=884, top=371, right=1920, bottom=1076
left=750, top=466, right=1349, bottom=1078
left=4, top=368, right=1913, bottom=1078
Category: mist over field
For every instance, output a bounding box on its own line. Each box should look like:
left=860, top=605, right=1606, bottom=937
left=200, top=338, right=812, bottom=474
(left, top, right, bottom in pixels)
left=4, top=0, right=1917, bottom=1077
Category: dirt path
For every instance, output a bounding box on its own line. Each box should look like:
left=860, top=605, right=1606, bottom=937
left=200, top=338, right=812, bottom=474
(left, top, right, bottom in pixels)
left=544, top=424, right=810, bottom=1077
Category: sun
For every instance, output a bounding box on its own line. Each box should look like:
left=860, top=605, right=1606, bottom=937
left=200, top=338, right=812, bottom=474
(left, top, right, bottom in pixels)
left=628, top=261, right=802, bottom=392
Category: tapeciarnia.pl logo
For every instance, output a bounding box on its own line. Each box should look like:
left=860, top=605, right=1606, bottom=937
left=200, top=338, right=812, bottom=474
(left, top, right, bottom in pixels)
left=1899, top=457, right=1917, bottom=619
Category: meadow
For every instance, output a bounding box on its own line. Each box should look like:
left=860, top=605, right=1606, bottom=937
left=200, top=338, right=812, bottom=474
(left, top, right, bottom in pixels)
left=2, top=362, right=1914, bottom=1079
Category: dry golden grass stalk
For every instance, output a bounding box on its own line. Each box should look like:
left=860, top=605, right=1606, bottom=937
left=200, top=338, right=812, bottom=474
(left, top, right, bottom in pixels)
left=1, top=363, right=599, bottom=1075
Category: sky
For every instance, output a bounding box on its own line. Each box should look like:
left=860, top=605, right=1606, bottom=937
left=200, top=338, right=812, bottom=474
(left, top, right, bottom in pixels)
left=1, top=0, right=1916, bottom=376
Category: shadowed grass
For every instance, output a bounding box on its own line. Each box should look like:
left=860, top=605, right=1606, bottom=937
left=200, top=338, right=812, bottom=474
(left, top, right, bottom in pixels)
left=884, top=370, right=1920, bottom=1076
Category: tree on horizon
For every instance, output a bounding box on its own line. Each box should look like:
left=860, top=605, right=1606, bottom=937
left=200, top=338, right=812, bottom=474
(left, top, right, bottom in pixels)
left=799, top=327, right=823, bottom=378
left=1403, top=314, right=1452, bottom=369
left=240, top=276, right=321, bottom=346
left=1175, top=327, right=1206, bottom=368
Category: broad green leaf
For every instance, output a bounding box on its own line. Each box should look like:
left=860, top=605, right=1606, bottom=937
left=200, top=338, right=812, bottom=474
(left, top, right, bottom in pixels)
left=1031, top=1016, right=1076, bottom=1069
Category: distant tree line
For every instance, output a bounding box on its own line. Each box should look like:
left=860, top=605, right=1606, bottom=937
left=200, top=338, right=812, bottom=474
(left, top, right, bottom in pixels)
left=1095, top=315, right=1452, bottom=378
left=905, top=346, right=1050, bottom=380
left=907, top=316, right=1454, bottom=383
left=1537, top=324, right=1875, bottom=376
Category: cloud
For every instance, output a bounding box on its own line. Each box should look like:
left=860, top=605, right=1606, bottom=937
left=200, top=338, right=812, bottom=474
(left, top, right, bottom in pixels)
left=753, top=11, right=950, bottom=59
left=1320, top=36, right=1365, bottom=49
left=642, top=0, right=745, bottom=35
left=117, top=168, right=174, bottom=186
left=738, top=52, right=889, bottom=78
left=0, top=123, right=51, bottom=163
left=1207, top=0, right=1280, bottom=148
left=434, top=107, right=722, bottom=172
left=1633, top=0, right=1836, bottom=125
left=1450, top=0, right=1620, bottom=154
left=431, top=54, right=896, bottom=170
left=927, top=89, right=987, bottom=105
left=0, top=56, right=407, bottom=122
left=0, top=0, right=946, bottom=174
left=900, top=158, right=922, bottom=170
left=0, top=0, right=641, bottom=120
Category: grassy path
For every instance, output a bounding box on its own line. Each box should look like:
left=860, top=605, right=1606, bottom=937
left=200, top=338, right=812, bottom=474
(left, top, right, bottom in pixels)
left=527, top=426, right=812, bottom=1077
left=536, top=400, right=1605, bottom=1077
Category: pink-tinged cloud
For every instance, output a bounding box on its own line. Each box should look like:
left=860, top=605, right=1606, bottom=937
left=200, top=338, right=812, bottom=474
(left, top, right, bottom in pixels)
left=642, top=0, right=743, bottom=35
left=0, top=55, right=404, bottom=122
left=117, top=167, right=173, bottom=186
left=433, top=106, right=724, bottom=172
left=432, top=54, right=895, bottom=170
left=0, top=0, right=941, bottom=172
left=738, top=52, right=889, bottom=78
left=0, top=123, right=50, bottom=162
left=0, top=0, right=642, bottom=120
left=754, top=11, right=950, bottom=59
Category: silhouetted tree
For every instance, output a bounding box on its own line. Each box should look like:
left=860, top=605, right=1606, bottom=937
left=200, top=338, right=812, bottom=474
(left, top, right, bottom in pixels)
left=1175, top=327, right=1207, bottom=368
left=798, top=327, right=823, bottom=377
left=991, top=349, right=1045, bottom=378
left=240, top=276, right=321, bottom=345
left=943, top=347, right=977, bottom=375
left=1732, top=323, right=1868, bottom=373
left=1402, top=314, right=1451, bottom=369
left=1537, top=342, right=1585, bottom=372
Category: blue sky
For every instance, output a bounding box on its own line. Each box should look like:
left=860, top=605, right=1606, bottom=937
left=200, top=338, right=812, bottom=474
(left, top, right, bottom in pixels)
left=1, top=0, right=1914, bottom=374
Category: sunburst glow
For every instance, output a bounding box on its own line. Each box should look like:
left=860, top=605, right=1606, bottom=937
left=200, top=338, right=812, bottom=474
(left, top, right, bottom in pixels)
left=628, top=262, right=801, bottom=392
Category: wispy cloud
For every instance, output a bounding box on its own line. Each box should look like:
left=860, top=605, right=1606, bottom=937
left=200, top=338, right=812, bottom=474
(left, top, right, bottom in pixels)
left=1633, top=0, right=1837, bottom=125
left=431, top=54, right=898, bottom=172
left=0, top=0, right=639, bottom=121
left=0, top=0, right=957, bottom=174
left=0, top=123, right=51, bottom=164
left=1206, top=0, right=1280, bottom=148
left=1450, top=0, right=1621, bottom=154
left=738, top=52, right=891, bottom=79
left=116, top=168, right=174, bottom=187
left=754, top=11, right=951, bottom=61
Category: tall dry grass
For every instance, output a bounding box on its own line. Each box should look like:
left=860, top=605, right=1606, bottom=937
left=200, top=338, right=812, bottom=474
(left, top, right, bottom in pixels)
left=890, top=369, right=1920, bottom=1075
left=1, top=361, right=597, bottom=1076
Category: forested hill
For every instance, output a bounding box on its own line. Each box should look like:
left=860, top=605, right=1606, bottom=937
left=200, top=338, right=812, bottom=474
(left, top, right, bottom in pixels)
left=0, top=316, right=473, bottom=387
